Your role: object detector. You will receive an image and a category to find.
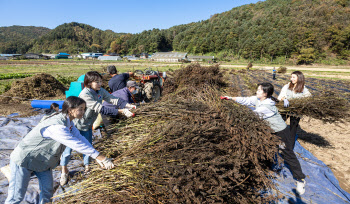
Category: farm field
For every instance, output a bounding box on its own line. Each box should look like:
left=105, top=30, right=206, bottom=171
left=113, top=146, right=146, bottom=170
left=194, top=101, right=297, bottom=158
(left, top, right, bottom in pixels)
left=0, top=60, right=349, bottom=195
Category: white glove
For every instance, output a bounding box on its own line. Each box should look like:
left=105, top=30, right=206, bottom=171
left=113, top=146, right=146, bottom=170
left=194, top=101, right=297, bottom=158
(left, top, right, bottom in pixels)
left=224, top=96, right=233, bottom=100
left=125, top=103, right=137, bottom=110
left=96, top=157, right=114, bottom=170
left=122, top=109, right=135, bottom=118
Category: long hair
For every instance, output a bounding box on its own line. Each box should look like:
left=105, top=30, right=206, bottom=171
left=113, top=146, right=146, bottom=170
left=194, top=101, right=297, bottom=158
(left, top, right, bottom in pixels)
left=62, top=96, right=86, bottom=115
left=258, top=82, right=279, bottom=102
left=288, top=71, right=305, bottom=93
left=84, top=71, right=102, bottom=88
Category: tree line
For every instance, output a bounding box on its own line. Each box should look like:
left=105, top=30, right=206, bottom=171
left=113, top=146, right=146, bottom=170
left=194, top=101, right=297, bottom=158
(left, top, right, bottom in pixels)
left=1, top=0, right=349, bottom=64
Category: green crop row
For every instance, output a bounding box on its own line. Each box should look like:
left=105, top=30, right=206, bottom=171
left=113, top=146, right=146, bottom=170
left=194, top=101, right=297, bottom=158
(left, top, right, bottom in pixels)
left=0, top=73, right=33, bottom=80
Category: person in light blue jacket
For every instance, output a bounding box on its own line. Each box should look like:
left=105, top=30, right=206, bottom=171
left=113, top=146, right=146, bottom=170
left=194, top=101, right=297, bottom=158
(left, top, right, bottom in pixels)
left=5, top=96, right=114, bottom=204
left=221, top=82, right=306, bottom=195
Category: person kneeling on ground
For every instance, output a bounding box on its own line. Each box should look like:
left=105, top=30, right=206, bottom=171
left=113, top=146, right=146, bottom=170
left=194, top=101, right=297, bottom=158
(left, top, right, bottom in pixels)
left=5, top=96, right=114, bottom=204
left=221, top=82, right=307, bottom=195
left=101, top=80, right=139, bottom=134
left=60, top=71, right=136, bottom=186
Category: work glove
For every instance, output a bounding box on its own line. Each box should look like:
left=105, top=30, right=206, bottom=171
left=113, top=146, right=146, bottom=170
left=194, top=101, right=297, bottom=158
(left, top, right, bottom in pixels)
left=283, top=99, right=289, bottom=108
left=125, top=103, right=137, bottom=110
left=122, top=109, right=135, bottom=118
left=96, top=157, right=114, bottom=170
left=220, top=96, right=233, bottom=100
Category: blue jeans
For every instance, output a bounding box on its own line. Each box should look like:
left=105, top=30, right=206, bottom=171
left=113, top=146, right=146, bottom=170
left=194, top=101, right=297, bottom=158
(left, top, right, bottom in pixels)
left=5, top=160, right=53, bottom=204
left=60, top=129, right=92, bottom=166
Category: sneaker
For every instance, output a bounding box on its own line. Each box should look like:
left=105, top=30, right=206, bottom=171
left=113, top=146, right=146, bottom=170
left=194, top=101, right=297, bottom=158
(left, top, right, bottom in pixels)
left=84, top=165, right=90, bottom=173
left=60, top=173, right=69, bottom=186
left=296, top=179, right=306, bottom=195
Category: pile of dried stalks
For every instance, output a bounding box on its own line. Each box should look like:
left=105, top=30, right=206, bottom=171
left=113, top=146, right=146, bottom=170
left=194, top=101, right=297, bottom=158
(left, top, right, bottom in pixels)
left=0, top=73, right=66, bottom=103
left=277, top=66, right=287, bottom=74
left=277, top=92, right=350, bottom=123
left=56, top=64, right=280, bottom=203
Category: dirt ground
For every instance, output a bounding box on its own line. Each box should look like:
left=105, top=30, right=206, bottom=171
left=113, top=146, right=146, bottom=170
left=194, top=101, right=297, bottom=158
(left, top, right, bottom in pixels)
left=295, top=117, right=350, bottom=194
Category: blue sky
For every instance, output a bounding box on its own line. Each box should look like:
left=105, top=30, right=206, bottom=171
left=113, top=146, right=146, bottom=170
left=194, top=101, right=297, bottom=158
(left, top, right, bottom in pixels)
left=0, top=0, right=263, bottom=34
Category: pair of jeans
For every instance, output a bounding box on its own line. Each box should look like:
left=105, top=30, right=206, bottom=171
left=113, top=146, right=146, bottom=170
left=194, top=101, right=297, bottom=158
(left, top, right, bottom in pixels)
left=5, top=160, right=53, bottom=204
left=60, top=129, right=93, bottom=166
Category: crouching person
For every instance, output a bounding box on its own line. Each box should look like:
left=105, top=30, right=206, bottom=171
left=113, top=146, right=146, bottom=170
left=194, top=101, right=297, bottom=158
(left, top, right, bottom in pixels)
left=221, top=82, right=306, bottom=195
left=5, top=96, right=114, bottom=204
left=102, top=80, right=139, bottom=134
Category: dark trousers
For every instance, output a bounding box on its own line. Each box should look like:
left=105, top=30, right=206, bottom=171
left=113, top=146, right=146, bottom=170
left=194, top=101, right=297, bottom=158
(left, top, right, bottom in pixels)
left=275, top=127, right=305, bottom=180
left=281, top=114, right=301, bottom=149
left=273, top=73, right=276, bottom=80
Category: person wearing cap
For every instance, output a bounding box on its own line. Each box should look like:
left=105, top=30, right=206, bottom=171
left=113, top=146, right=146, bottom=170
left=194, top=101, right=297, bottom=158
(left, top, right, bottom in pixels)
left=102, top=81, right=139, bottom=135
left=107, top=65, right=134, bottom=92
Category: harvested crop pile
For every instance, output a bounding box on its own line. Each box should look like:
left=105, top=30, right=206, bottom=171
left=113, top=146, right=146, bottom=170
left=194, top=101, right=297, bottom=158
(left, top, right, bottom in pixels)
left=56, top=65, right=280, bottom=203
left=162, top=63, right=238, bottom=98
left=277, top=66, right=287, bottom=74
left=277, top=92, right=350, bottom=123
left=0, top=73, right=66, bottom=103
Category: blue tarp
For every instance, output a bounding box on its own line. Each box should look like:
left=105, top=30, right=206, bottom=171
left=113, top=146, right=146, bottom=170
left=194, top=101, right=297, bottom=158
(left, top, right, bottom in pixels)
left=1, top=112, right=349, bottom=203
left=273, top=140, right=350, bottom=203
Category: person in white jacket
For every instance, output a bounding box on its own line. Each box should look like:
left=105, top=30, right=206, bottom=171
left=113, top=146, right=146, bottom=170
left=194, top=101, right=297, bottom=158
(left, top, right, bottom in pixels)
left=278, top=71, right=311, bottom=149
left=221, top=82, right=306, bottom=195
left=60, top=71, right=136, bottom=185
left=5, top=96, right=114, bottom=204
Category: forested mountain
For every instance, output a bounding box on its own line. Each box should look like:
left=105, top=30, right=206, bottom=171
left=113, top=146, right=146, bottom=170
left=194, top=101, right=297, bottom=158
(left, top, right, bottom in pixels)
left=1, top=0, right=350, bottom=63
left=0, top=26, right=50, bottom=53
left=28, top=22, right=125, bottom=54
left=112, top=0, right=350, bottom=63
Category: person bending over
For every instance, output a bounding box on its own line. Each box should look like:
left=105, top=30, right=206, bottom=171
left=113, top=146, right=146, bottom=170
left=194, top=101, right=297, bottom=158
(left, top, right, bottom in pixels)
left=5, top=96, right=114, bottom=204
left=107, top=65, right=134, bottom=92
left=221, top=82, right=307, bottom=195
left=60, top=71, right=136, bottom=185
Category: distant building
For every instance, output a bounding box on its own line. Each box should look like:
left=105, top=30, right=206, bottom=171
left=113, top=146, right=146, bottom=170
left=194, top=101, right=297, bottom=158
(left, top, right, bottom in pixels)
left=0, top=54, right=22, bottom=57
left=151, top=52, right=187, bottom=62
left=55, top=52, right=70, bottom=59
left=0, top=56, right=8, bottom=60
left=187, top=55, right=215, bottom=62
left=80, top=53, right=103, bottom=59
left=23, top=53, right=42, bottom=59
left=42, top=54, right=57, bottom=59
left=123, top=56, right=140, bottom=61
left=98, top=56, right=122, bottom=61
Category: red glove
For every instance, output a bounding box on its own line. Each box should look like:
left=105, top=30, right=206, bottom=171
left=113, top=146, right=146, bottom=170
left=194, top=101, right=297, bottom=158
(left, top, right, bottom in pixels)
left=220, top=96, right=229, bottom=100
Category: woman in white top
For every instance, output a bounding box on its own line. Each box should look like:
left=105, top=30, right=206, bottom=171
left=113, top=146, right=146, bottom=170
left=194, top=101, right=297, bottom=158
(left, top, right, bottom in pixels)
left=5, top=96, right=114, bottom=204
left=278, top=71, right=311, bottom=148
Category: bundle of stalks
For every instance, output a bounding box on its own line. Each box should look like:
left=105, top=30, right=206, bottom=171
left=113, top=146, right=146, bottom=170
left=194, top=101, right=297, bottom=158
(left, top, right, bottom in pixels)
left=55, top=65, right=281, bottom=203
left=276, top=92, right=350, bottom=123
left=277, top=66, right=287, bottom=74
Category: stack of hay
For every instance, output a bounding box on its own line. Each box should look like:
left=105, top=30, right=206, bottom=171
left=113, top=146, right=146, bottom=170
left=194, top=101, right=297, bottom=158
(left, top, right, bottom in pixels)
left=56, top=64, right=280, bottom=203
